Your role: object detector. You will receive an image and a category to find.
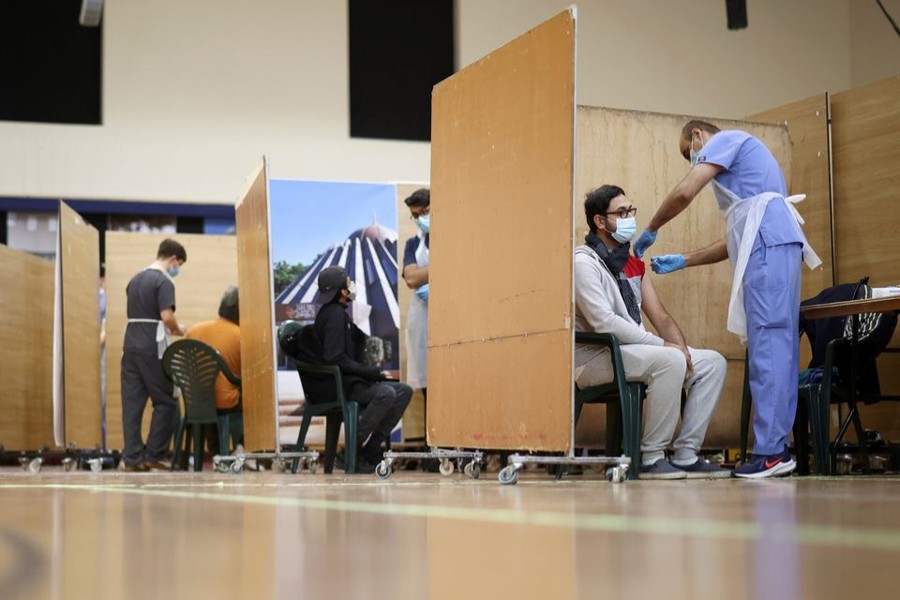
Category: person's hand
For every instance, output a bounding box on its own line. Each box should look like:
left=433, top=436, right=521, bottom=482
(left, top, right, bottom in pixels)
left=633, top=229, right=657, bottom=258
left=664, top=342, right=693, bottom=380
left=682, top=347, right=694, bottom=380
left=178, top=324, right=188, bottom=336
left=650, top=254, right=686, bottom=274
left=415, top=283, right=429, bottom=302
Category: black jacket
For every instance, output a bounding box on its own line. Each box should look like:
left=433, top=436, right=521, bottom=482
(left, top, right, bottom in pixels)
left=800, top=281, right=897, bottom=400
left=305, top=301, right=383, bottom=401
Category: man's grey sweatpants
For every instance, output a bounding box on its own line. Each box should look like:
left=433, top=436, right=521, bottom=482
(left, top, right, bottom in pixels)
left=121, top=351, right=177, bottom=466
left=575, top=345, right=727, bottom=466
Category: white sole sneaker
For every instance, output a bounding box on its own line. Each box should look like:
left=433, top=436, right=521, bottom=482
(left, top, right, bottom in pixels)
left=733, top=458, right=796, bottom=479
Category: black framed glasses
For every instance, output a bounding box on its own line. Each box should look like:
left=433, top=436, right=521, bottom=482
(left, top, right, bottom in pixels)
left=604, top=207, right=637, bottom=219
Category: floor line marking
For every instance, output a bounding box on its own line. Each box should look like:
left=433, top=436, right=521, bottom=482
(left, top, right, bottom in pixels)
left=2, top=483, right=900, bottom=552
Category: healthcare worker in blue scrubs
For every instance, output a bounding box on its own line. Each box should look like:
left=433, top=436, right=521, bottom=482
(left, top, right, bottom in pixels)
left=633, top=120, right=821, bottom=479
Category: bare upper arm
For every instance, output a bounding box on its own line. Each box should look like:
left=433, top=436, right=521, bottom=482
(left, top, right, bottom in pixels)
left=639, top=275, right=670, bottom=331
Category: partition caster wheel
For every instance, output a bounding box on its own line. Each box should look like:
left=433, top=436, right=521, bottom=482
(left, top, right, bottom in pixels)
left=213, top=458, right=229, bottom=473
left=439, top=459, right=454, bottom=476
left=62, top=457, right=76, bottom=472
left=607, top=465, right=627, bottom=483
left=294, top=457, right=308, bottom=474
left=498, top=465, right=519, bottom=485
left=272, top=458, right=287, bottom=473
left=88, top=458, right=103, bottom=473
left=230, top=459, right=244, bottom=474
left=27, top=458, right=43, bottom=474
left=307, top=459, right=318, bottom=475
left=464, top=461, right=481, bottom=479
left=375, top=461, right=392, bottom=480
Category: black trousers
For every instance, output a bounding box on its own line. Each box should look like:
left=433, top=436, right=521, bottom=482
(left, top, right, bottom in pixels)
left=121, top=351, right=177, bottom=465
left=356, top=381, right=412, bottom=463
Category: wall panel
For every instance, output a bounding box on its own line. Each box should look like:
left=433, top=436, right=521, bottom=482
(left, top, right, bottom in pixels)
left=235, top=160, right=278, bottom=451
left=0, top=245, right=54, bottom=449
left=429, top=9, right=576, bottom=450
left=59, top=203, right=102, bottom=448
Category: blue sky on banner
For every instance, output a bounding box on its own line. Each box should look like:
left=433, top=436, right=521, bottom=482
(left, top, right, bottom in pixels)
left=270, top=180, right=397, bottom=266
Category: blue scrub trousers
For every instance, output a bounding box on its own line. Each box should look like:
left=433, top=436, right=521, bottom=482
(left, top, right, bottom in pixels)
left=743, top=233, right=803, bottom=456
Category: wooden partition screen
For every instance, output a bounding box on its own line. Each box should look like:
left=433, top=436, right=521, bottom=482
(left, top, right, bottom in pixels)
left=0, top=245, right=54, bottom=449
left=429, top=9, right=576, bottom=451
left=235, top=159, right=279, bottom=451
left=105, top=232, right=238, bottom=449
left=59, top=202, right=102, bottom=448
left=574, top=107, right=792, bottom=448
left=394, top=182, right=429, bottom=441
left=831, top=75, right=900, bottom=440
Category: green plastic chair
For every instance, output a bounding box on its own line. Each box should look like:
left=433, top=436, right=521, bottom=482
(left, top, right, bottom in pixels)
left=289, top=361, right=361, bottom=474
left=162, top=339, right=243, bottom=471
left=574, top=332, right=644, bottom=480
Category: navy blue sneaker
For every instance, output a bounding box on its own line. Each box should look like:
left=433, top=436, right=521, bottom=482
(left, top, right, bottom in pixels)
left=733, top=448, right=796, bottom=479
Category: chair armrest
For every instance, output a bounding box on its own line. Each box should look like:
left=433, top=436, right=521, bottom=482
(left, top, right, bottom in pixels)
left=575, top=331, right=621, bottom=350
left=219, top=362, right=242, bottom=387
left=574, top=332, right=629, bottom=393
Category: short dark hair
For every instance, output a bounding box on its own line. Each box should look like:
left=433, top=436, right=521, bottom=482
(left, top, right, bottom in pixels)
left=218, top=286, right=239, bottom=324
left=681, top=119, right=720, bottom=139
left=584, top=185, right=626, bottom=234
left=403, top=188, right=430, bottom=208
left=157, top=239, right=187, bottom=262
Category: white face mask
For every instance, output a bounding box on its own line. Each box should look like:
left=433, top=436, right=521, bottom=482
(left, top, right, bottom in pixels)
left=610, top=216, right=637, bottom=244
left=346, top=280, right=357, bottom=302
left=689, top=132, right=702, bottom=166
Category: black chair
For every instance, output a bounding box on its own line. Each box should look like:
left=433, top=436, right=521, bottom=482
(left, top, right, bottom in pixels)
left=162, top=339, right=243, bottom=471
left=574, top=332, right=644, bottom=480
left=277, top=321, right=363, bottom=474
left=741, top=281, right=899, bottom=475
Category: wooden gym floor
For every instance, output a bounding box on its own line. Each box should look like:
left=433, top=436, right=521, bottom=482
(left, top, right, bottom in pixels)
left=1, top=469, right=900, bottom=599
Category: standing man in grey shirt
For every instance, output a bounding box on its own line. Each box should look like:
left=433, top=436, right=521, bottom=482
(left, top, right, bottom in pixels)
left=120, top=239, right=188, bottom=471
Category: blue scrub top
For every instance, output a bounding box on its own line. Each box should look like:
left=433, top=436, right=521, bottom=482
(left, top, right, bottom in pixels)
left=696, top=130, right=788, bottom=198
left=697, top=130, right=802, bottom=247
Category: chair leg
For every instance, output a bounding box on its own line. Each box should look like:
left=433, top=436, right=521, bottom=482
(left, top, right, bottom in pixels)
left=325, top=413, right=342, bottom=474
left=191, top=423, right=204, bottom=472
left=740, top=360, right=752, bottom=461
left=344, top=403, right=359, bottom=474
left=833, top=407, right=855, bottom=476
left=620, top=385, right=643, bottom=480
left=793, top=394, right=810, bottom=475
left=172, top=418, right=185, bottom=471
left=291, top=412, right=314, bottom=474
left=806, top=385, right=830, bottom=476
left=849, top=401, right=870, bottom=475
left=605, top=401, right=623, bottom=456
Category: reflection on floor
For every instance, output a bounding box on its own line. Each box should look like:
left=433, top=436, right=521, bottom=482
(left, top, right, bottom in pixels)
left=1, top=470, right=900, bottom=599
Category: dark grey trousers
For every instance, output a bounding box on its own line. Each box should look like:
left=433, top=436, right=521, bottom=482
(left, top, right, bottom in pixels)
left=121, top=351, right=177, bottom=465
left=357, top=381, right=412, bottom=463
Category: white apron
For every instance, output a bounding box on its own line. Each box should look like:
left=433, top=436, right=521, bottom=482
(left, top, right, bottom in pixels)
left=712, top=180, right=821, bottom=342
left=406, top=233, right=429, bottom=389
left=127, top=265, right=175, bottom=359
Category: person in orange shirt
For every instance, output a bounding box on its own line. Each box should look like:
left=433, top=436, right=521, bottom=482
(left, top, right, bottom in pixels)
left=186, top=286, right=241, bottom=410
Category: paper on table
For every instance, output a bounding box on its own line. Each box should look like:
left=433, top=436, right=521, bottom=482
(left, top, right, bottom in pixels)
left=872, top=287, right=900, bottom=299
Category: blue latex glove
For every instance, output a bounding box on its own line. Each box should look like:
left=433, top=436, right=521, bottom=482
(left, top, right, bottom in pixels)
left=415, top=283, right=429, bottom=302
left=632, top=229, right=657, bottom=258
left=650, top=254, right=686, bottom=274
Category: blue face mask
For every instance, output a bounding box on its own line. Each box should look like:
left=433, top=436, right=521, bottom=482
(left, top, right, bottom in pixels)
left=168, top=265, right=180, bottom=278
left=610, top=217, right=637, bottom=244
left=417, top=214, right=430, bottom=234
